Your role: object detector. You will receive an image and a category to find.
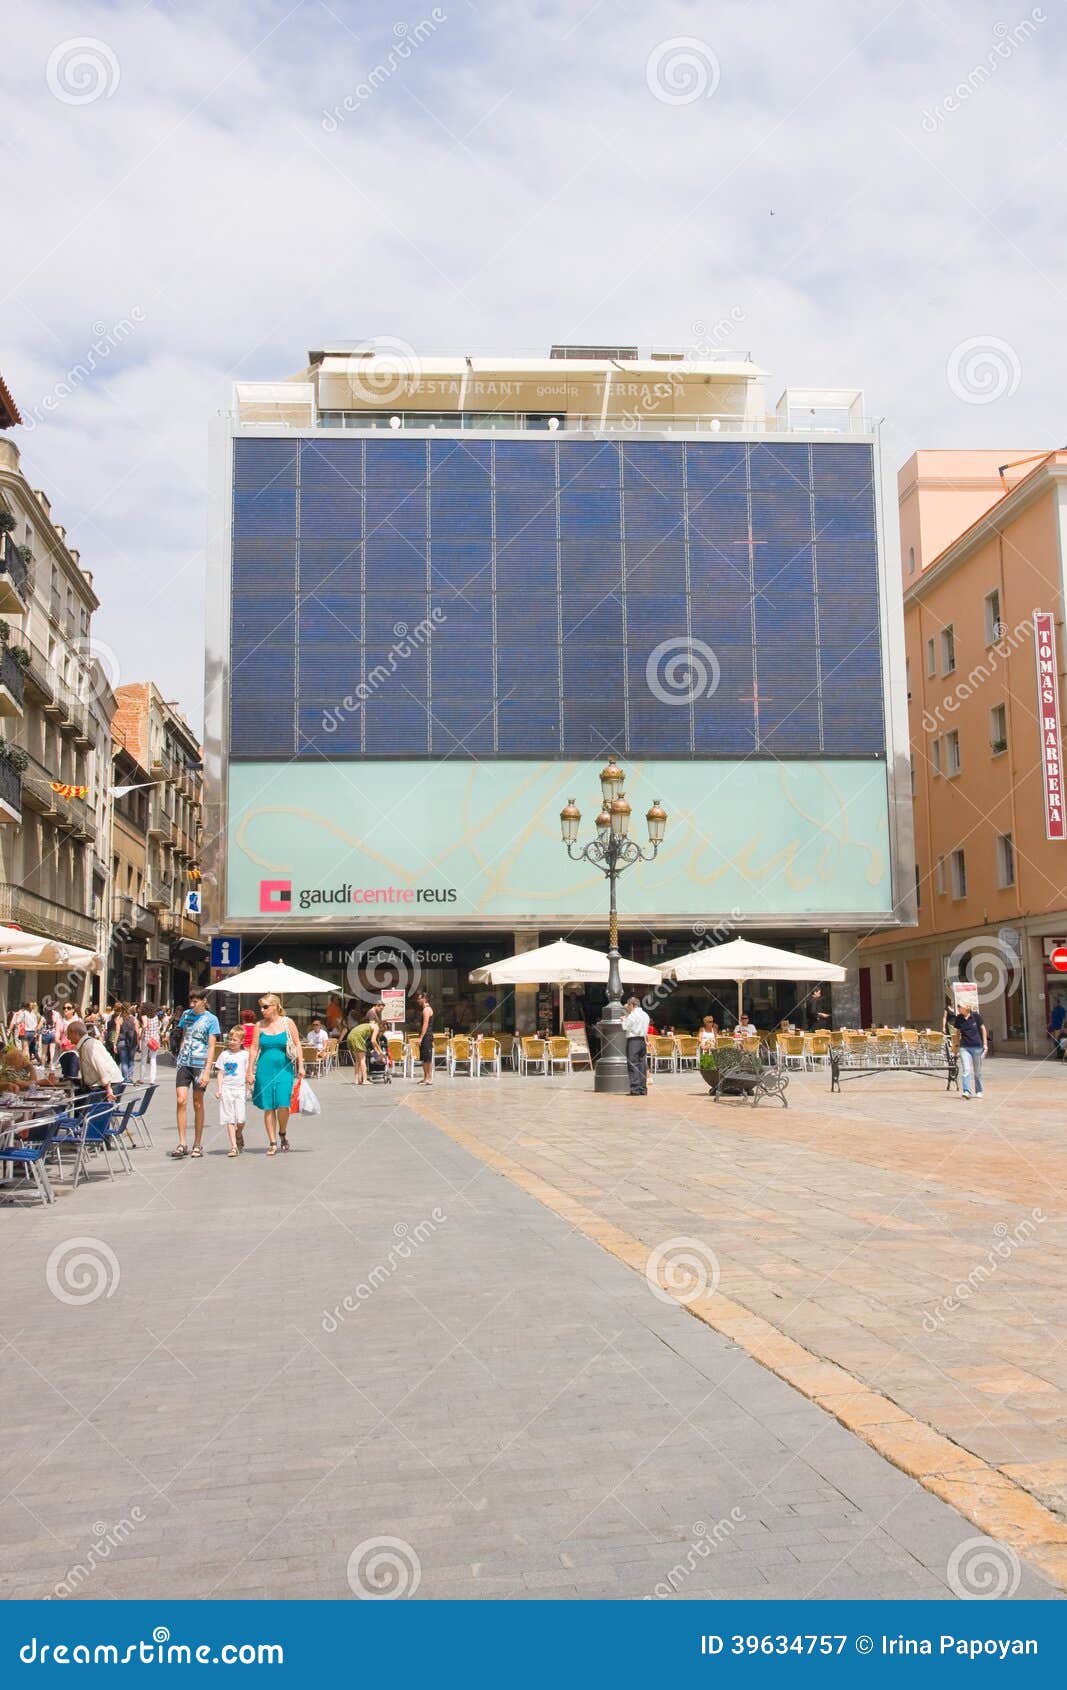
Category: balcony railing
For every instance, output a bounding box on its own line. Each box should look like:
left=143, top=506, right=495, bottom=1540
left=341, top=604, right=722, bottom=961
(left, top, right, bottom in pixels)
left=0, top=883, right=97, bottom=950
left=112, top=893, right=157, bottom=938
left=0, top=534, right=29, bottom=612
left=21, top=638, right=91, bottom=740
left=0, top=757, right=21, bottom=823
left=313, top=409, right=872, bottom=436
left=19, top=751, right=94, bottom=840
left=0, top=644, right=26, bottom=716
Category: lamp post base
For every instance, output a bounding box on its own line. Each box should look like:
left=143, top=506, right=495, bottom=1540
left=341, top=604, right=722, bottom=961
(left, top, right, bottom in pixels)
left=594, top=1002, right=630, bottom=1094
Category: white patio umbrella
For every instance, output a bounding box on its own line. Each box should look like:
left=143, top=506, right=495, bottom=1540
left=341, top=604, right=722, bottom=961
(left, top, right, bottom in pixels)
left=204, top=959, right=337, bottom=998
left=657, top=937, right=846, bottom=1023
left=0, top=924, right=101, bottom=972
left=470, top=938, right=661, bottom=1027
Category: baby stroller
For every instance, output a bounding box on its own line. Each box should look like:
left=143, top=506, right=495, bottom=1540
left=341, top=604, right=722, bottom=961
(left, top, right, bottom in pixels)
left=367, top=1046, right=391, bottom=1085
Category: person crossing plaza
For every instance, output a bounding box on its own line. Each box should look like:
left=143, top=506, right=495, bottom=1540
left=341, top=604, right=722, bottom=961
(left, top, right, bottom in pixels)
left=214, top=1027, right=250, bottom=1156
left=171, top=990, right=221, bottom=1159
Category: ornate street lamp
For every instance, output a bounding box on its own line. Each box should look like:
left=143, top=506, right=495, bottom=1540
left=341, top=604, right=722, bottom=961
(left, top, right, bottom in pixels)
left=559, top=761, right=667, bottom=1094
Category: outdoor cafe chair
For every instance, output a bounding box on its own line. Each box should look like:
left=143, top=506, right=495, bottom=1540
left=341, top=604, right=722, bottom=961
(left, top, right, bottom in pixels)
left=301, top=1043, right=322, bottom=1078
left=321, top=1038, right=339, bottom=1075
left=870, top=1032, right=900, bottom=1066
left=432, top=1032, right=450, bottom=1071
left=475, top=1036, right=502, bottom=1078
left=806, top=1033, right=832, bottom=1068
left=69, top=1098, right=134, bottom=1190
left=0, top=1112, right=62, bottom=1206
left=404, top=1036, right=421, bottom=1079
left=842, top=1032, right=868, bottom=1066
left=649, top=1036, right=677, bottom=1075
left=518, top=1036, right=548, bottom=1076
left=674, top=1034, right=699, bottom=1070
left=123, top=1083, right=158, bottom=1149
left=547, top=1036, right=573, bottom=1076
left=497, top=1033, right=518, bottom=1070
left=778, top=1034, right=807, bottom=1070
left=385, top=1035, right=405, bottom=1069
left=447, top=1036, right=474, bottom=1078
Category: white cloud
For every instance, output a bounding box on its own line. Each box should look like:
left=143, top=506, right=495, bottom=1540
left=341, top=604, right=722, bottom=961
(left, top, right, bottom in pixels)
left=3, top=0, right=1064, bottom=731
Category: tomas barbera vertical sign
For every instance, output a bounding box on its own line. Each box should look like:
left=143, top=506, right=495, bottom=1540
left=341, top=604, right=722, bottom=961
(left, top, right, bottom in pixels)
left=1034, top=610, right=1066, bottom=841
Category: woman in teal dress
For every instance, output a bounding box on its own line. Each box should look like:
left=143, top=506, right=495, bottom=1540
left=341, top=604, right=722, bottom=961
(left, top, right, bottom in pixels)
left=246, top=993, right=305, bottom=1155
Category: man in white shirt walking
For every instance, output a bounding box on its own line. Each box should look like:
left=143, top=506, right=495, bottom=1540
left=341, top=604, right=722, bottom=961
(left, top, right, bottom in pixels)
left=621, top=996, right=651, bottom=1096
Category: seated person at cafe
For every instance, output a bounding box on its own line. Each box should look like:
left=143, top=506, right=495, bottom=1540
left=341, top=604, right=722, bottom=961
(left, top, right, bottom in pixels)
left=697, top=1016, right=718, bottom=1050
left=305, top=1018, right=328, bottom=1053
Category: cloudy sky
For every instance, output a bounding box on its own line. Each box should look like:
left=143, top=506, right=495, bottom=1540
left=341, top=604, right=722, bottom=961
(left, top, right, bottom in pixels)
left=3, top=0, right=1062, bottom=732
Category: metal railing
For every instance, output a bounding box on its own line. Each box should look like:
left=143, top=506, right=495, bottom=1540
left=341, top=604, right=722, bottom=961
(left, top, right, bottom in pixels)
left=0, top=644, right=26, bottom=710
left=19, top=750, right=94, bottom=839
left=0, top=883, right=97, bottom=950
left=313, top=409, right=870, bottom=436
left=0, top=757, right=22, bottom=818
left=112, top=893, right=157, bottom=937
left=0, top=534, right=29, bottom=603
left=21, top=638, right=90, bottom=737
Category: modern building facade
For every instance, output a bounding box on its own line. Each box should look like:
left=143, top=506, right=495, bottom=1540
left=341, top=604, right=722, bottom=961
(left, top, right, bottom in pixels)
left=205, top=345, right=913, bottom=1029
left=112, top=683, right=205, bottom=1008
left=0, top=405, right=114, bottom=1019
left=860, top=449, right=1067, bottom=1053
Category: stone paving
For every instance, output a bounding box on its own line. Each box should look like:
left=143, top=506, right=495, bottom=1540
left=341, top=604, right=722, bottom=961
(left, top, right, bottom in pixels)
left=0, top=1065, right=1059, bottom=1601
left=408, top=1057, right=1067, bottom=1544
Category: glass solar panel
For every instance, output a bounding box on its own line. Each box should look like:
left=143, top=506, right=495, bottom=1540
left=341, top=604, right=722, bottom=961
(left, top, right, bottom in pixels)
left=230, top=436, right=885, bottom=761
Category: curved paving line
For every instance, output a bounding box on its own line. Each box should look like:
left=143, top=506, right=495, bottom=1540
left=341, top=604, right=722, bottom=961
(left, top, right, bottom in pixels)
left=406, top=1092, right=1067, bottom=1593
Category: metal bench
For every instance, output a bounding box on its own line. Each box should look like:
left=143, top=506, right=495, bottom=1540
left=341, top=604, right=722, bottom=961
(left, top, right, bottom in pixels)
left=829, top=1049, right=959, bottom=1093
left=712, top=1066, right=789, bottom=1108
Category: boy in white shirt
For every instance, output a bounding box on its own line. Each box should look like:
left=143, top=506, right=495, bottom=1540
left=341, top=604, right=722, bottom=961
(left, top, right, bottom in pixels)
left=214, top=1028, right=249, bottom=1157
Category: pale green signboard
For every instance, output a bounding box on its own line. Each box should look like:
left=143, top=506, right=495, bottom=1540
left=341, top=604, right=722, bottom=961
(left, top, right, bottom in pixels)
left=226, top=758, right=892, bottom=923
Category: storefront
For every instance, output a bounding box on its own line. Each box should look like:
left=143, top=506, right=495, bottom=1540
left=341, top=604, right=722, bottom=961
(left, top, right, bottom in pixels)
left=218, top=930, right=838, bottom=1039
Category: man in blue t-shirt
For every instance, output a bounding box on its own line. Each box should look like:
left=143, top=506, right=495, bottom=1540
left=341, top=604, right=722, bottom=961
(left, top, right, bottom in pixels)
left=954, top=1008, right=988, bottom=1100
left=1049, top=1000, right=1066, bottom=1060
left=172, top=990, right=221, bottom=1159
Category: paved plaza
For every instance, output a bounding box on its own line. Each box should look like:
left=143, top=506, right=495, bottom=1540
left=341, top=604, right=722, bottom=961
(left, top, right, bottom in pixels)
left=0, top=1060, right=1062, bottom=1601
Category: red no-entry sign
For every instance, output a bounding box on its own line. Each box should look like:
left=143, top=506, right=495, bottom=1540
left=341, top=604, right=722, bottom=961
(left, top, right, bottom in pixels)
left=1051, top=946, right=1067, bottom=973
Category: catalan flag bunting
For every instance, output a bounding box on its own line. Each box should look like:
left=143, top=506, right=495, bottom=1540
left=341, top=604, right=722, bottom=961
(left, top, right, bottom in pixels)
left=51, top=781, right=88, bottom=799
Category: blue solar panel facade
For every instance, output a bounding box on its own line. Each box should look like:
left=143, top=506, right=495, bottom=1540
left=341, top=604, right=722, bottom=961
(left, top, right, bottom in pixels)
left=230, top=435, right=885, bottom=761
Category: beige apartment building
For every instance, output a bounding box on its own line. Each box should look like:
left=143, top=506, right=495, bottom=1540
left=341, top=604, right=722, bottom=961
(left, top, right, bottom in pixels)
left=112, top=683, right=204, bottom=1007
left=0, top=386, right=115, bottom=1018
left=861, top=448, right=1067, bottom=1054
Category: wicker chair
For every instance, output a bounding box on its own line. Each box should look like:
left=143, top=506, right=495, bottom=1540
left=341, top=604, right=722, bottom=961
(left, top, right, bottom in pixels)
left=674, top=1034, right=699, bottom=1070
left=447, top=1036, right=474, bottom=1077
left=649, top=1035, right=677, bottom=1074
left=778, top=1034, right=807, bottom=1070
left=475, top=1036, right=502, bottom=1077
left=518, top=1036, right=547, bottom=1076
left=547, top=1036, right=573, bottom=1075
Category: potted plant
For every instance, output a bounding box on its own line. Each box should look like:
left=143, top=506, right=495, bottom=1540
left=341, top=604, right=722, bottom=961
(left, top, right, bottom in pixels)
left=698, top=1048, right=718, bottom=1091
left=10, top=646, right=30, bottom=669
left=0, top=510, right=15, bottom=534
left=0, top=741, right=29, bottom=773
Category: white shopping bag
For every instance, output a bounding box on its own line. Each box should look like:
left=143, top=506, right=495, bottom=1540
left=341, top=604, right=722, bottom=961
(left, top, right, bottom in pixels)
left=298, top=1080, right=322, bottom=1115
